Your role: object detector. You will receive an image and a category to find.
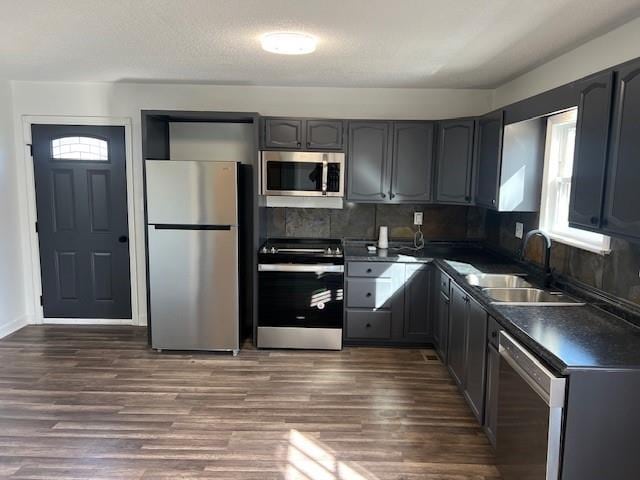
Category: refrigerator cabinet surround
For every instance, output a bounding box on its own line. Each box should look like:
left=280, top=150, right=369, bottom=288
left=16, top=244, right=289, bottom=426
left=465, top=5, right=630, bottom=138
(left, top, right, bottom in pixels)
left=145, top=160, right=240, bottom=353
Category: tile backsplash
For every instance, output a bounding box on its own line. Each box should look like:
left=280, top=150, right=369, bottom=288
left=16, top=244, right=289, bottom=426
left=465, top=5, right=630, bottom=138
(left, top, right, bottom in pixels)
left=485, top=211, right=640, bottom=307
left=266, top=203, right=486, bottom=241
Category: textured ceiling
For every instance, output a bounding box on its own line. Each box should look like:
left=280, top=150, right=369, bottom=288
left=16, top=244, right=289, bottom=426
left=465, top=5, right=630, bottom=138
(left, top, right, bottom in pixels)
left=2, top=0, right=640, bottom=88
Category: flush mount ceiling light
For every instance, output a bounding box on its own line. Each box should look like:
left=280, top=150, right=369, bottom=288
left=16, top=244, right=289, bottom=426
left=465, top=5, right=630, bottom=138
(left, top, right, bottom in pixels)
left=261, top=32, right=317, bottom=55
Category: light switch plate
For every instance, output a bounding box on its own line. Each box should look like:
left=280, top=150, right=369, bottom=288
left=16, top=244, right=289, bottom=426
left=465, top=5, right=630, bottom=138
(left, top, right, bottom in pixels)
left=515, top=222, right=524, bottom=239
left=414, top=211, right=423, bottom=226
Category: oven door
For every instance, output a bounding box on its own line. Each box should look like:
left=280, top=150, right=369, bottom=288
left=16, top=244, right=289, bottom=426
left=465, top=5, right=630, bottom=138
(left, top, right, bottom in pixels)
left=258, top=264, right=344, bottom=328
left=261, top=151, right=344, bottom=197
left=497, top=332, right=566, bottom=480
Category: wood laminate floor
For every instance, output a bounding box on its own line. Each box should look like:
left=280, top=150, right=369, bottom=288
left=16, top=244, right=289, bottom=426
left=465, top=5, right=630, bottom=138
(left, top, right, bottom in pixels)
left=0, top=326, right=500, bottom=480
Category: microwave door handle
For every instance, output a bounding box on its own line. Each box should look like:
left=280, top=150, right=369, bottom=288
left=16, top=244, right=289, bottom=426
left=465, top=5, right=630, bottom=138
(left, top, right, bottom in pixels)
left=321, top=160, right=328, bottom=195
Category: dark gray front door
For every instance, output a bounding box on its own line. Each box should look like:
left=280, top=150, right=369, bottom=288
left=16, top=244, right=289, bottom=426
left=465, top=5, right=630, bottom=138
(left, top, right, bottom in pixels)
left=32, top=124, right=131, bottom=318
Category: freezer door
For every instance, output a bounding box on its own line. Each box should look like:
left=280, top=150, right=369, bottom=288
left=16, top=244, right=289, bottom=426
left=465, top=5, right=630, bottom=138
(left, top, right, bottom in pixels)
left=146, top=160, right=238, bottom=225
left=148, top=225, right=239, bottom=351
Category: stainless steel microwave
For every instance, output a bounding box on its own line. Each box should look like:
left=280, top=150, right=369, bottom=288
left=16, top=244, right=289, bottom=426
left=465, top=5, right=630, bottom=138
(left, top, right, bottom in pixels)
left=261, top=151, right=345, bottom=197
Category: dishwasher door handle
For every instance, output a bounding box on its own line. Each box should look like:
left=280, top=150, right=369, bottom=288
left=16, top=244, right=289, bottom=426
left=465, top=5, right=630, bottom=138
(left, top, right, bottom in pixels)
left=499, top=331, right=566, bottom=408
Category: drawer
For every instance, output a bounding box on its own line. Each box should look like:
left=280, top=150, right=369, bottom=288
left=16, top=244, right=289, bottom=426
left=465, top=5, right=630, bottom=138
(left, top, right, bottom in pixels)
left=348, top=262, right=395, bottom=278
left=439, top=270, right=450, bottom=294
left=346, top=278, right=392, bottom=309
left=487, top=316, right=502, bottom=348
left=345, top=311, right=392, bottom=339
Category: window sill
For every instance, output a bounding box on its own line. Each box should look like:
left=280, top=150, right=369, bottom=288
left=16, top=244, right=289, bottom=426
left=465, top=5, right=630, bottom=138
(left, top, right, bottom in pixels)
left=544, top=231, right=611, bottom=256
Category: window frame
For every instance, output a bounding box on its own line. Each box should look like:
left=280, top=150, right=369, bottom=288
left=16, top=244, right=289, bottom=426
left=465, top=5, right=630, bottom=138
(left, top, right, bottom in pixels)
left=539, top=109, right=611, bottom=255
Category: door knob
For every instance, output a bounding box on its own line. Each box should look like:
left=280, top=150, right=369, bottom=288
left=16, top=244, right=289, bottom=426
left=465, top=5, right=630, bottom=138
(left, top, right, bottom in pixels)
left=118, top=235, right=129, bottom=243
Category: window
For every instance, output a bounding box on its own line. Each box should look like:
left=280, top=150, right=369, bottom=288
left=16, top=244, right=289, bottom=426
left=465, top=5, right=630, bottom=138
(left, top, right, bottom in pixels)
left=539, top=109, right=610, bottom=254
left=52, top=136, right=108, bottom=161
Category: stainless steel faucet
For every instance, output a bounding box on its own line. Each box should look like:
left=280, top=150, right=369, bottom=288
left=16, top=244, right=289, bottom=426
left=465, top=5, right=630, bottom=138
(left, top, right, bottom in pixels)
left=521, top=229, right=553, bottom=287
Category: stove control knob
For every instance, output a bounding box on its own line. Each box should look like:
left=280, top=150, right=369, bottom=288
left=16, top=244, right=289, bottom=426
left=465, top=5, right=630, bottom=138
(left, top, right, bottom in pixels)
left=326, top=247, right=333, bottom=254
left=270, top=247, right=277, bottom=254
left=335, top=247, right=341, bottom=255
left=261, top=246, right=268, bottom=254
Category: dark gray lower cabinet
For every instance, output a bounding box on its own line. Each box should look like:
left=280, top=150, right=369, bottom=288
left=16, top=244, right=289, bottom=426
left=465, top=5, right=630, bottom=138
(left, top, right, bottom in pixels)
left=403, top=264, right=432, bottom=342
left=344, top=261, right=432, bottom=345
left=436, top=290, right=450, bottom=362
left=447, top=283, right=468, bottom=386
left=464, top=297, right=488, bottom=422
left=446, top=280, right=489, bottom=424
left=484, top=343, right=499, bottom=447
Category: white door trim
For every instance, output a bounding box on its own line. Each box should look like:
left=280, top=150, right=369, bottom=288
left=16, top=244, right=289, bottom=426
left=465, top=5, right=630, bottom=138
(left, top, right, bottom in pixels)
left=21, top=115, right=140, bottom=326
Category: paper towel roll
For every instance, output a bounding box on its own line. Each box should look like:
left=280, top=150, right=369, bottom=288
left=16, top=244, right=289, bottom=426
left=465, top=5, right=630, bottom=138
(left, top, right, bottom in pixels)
left=378, top=226, right=388, bottom=249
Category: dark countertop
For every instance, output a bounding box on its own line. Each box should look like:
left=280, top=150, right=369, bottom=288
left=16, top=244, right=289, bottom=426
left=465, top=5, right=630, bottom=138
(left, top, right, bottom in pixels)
left=344, top=241, right=640, bottom=374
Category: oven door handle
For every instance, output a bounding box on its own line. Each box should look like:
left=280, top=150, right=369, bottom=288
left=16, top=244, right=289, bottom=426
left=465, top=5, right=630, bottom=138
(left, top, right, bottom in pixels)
left=259, top=264, right=344, bottom=273
left=321, top=160, right=328, bottom=196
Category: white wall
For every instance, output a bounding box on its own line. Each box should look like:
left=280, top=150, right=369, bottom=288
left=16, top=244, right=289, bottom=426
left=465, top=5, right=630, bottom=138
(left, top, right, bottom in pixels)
left=493, top=16, right=640, bottom=108
left=10, top=81, right=492, bottom=326
left=0, top=80, right=27, bottom=337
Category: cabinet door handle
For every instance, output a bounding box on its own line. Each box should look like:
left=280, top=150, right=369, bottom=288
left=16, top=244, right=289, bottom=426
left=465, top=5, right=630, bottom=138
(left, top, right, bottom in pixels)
left=590, top=216, right=599, bottom=225
left=381, top=193, right=386, bottom=198
left=491, top=331, right=498, bottom=338
left=389, top=192, right=395, bottom=199
left=366, top=268, right=372, bottom=273
left=366, top=292, right=372, bottom=298
left=366, top=323, right=371, bottom=328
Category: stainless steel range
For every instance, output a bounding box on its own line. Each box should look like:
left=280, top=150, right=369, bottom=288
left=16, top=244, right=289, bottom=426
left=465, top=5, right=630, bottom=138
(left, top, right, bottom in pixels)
left=257, top=238, right=344, bottom=350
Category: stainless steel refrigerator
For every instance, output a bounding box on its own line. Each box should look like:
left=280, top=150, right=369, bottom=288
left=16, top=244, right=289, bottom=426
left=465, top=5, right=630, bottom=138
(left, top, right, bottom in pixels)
left=146, top=160, right=239, bottom=353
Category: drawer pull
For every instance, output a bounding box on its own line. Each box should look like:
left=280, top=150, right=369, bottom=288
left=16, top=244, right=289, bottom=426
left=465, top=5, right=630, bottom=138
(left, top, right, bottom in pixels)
left=491, top=331, right=498, bottom=338
left=366, top=323, right=371, bottom=328
left=366, top=292, right=372, bottom=298
left=366, top=268, right=372, bottom=273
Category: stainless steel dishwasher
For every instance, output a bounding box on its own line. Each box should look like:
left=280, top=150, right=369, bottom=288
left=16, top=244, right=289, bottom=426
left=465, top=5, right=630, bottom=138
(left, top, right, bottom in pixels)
left=496, top=331, right=566, bottom=480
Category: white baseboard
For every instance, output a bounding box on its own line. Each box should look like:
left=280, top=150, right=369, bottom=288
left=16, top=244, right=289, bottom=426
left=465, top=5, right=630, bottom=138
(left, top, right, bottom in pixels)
left=136, top=313, right=148, bottom=327
left=0, top=315, right=29, bottom=339
left=42, top=318, right=135, bottom=325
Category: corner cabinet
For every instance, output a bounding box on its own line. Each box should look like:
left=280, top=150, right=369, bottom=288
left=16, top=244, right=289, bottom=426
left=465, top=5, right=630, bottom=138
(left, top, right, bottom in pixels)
left=261, top=118, right=345, bottom=151
left=346, top=121, right=434, bottom=203
left=474, top=111, right=504, bottom=208
left=569, top=72, right=614, bottom=231
left=435, top=119, right=475, bottom=204
left=602, top=60, right=640, bottom=240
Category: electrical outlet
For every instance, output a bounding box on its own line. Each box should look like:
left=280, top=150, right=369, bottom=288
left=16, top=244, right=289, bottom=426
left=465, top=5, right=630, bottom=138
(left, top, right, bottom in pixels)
left=515, top=222, right=524, bottom=239
left=414, top=211, right=423, bottom=226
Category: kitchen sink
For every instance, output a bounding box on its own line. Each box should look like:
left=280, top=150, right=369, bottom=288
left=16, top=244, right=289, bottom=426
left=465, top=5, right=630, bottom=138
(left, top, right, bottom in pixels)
left=465, top=273, right=533, bottom=289
left=483, top=287, right=584, bottom=306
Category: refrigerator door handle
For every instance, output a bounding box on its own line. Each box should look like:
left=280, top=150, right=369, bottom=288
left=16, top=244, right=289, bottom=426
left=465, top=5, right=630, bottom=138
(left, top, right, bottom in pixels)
left=152, top=224, right=233, bottom=231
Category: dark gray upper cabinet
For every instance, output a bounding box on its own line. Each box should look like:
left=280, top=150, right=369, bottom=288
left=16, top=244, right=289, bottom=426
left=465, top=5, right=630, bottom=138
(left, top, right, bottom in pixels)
left=263, top=118, right=303, bottom=149
left=306, top=120, right=344, bottom=150
left=569, top=72, right=614, bottom=231
left=435, top=120, right=475, bottom=204
left=262, top=118, right=345, bottom=151
left=474, top=111, right=504, bottom=208
left=390, top=122, right=434, bottom=202
left=602, top=60, right=640, bottom=241
left=463, top=297, right=488, bottom=423
left=403, top=264, right=432, bottom=342
left=347, top=121, right=392, bottom=202
left=447, top=283, right=468, bottom=386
